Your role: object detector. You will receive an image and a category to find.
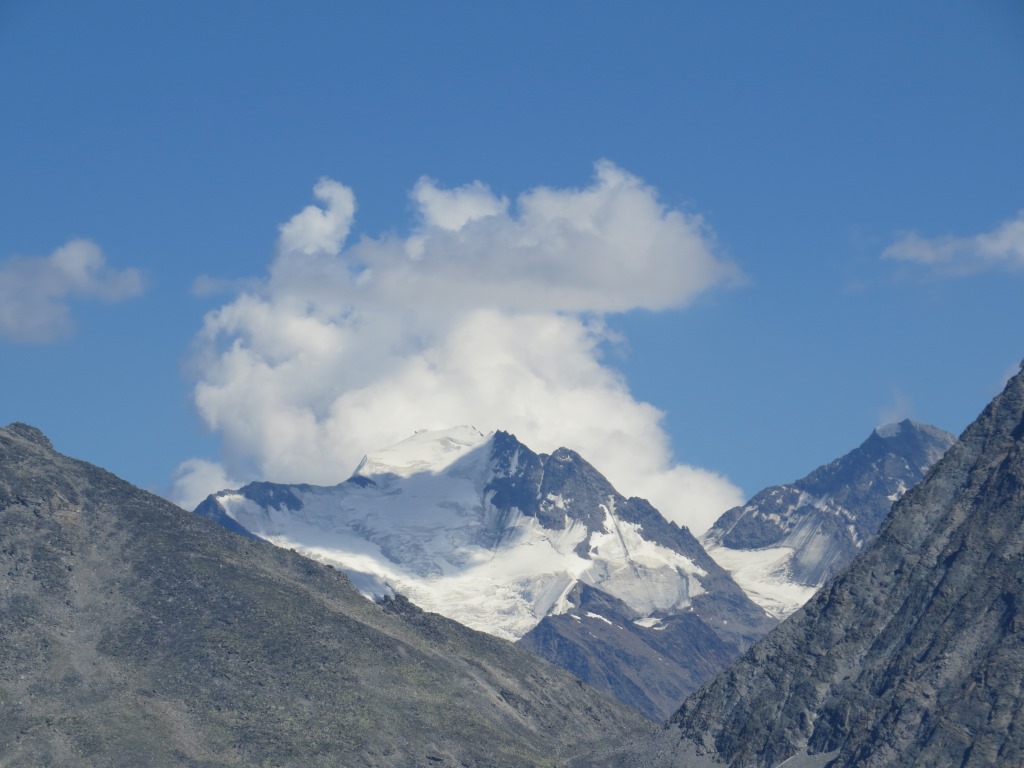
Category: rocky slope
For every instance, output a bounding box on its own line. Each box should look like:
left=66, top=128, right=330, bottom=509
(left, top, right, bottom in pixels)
left=703, top=420, right=955, bottom=618
left=0, top=422, right=650, bottom=767
left=195, top=427, right=775, bottom=721
left=584, top=361, right=1024, bottom=767
left=518, top=581, right=746, bottom=723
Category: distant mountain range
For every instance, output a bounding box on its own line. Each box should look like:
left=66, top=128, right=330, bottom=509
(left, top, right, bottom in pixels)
left=581, top=362, right=1024, bottom=767
left=194, top=420, right=956, bottom=721
left=195, top=426, right=775, bottom=721
left=0, top=422, right=648, bottom=767
left=703, top=419, right=955, bottom=618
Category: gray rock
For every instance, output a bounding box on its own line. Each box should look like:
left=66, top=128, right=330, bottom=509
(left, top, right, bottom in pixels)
left=3, top=422, right=53, bottom=450
left=519, top=582, right=745, bottom=722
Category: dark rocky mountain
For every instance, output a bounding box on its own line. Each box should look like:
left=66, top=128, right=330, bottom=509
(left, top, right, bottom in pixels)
left=0, top=422, right=650, bottom=767
left=583, top=362, right=1024, bottom=767
left=196, top=427, right=776, bottom=722
left=703, top=420, right=955, bottom=618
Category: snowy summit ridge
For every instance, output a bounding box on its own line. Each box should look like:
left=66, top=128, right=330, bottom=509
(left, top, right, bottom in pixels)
left=353, top=425, right=492, bottom=480
left=195, top=427, right=765, bottom=642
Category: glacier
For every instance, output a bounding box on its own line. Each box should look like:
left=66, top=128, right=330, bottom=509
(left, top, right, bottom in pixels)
left=206, top=426, right=712, bottom=641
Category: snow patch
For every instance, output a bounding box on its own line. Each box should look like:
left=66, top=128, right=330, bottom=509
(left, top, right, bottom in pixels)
left=545, top=493, right=569, bottom=510
left=354, top=425, right=492, bottom=481
left=584, top=501, right=707, bottom=616
left=707, top=544, right=818, bottom=620
left=550, top=579, right=581, bottom=616
left=633, top=616, right=667, bottom=631
left=887, top=479, right=908, bottom=502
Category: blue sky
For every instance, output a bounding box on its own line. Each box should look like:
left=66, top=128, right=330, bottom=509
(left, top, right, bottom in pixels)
left=2, top=1, right=1022, bottom=532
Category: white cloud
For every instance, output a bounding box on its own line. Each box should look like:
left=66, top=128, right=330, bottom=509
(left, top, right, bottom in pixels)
left=169, top=458, right=243, bottom=511
left=411, top=176, right=509, bottom=232
left=883, top=210, right=1024, bottom=274
left=0, top=239, right=143, bottom=343
left=277, top=177, right=356, bottom=257
left=176, top=161, right=744, bottom=533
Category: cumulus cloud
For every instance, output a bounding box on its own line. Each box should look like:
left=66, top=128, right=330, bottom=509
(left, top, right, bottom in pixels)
left=175, top=161, right=744, bottom=533
left=883, top=210, right=1024, bottom=274
left=277, top=177, right=356, bottom=256
left=0, top=239, right=143, bottom=343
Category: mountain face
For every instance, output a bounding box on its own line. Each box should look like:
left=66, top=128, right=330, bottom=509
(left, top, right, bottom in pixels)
left=587, top=362, right=1024, bottom=768
left=703, top=420, right=955, bottom=618
left=517, top=581, right=753, bottom=723
left=0, top=423, right=650, bottom=768
left=195, top=427, right=776, bottom=721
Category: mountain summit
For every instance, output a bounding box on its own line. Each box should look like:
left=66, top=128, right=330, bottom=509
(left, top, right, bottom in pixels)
left=703, top=419, right=955, bottom=618
left=196, top=427, right=775, bottom=720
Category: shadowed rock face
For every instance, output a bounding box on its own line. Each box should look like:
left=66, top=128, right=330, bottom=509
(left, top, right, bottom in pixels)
left=0, top=424, right=650, bottom=768
left=586, top=362, right=1024, bottom=768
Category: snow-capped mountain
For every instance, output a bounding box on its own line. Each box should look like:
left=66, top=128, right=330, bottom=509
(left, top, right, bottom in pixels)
left=702, top=419, right=955, bottom=619
left=195, top=426, right=775, bottom=720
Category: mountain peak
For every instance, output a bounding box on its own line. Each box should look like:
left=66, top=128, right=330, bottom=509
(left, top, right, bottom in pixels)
left=352, top=425, right=493, bottom=480
left=873, top=417, right=924, bottom=438
left=704, top=419, right=956, bottom=618
left=3, top=422, right=53, bottom=450
left=866, top=418, right=956, bottom=473
left=873, top=417, right=955, bottom=444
